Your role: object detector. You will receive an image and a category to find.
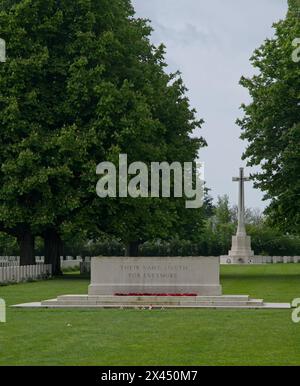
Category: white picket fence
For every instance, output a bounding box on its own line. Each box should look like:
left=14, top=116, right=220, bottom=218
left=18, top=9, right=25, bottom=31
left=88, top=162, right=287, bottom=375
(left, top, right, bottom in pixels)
left=0, top=264, right=52, bottom=284
left=0, top=256, right=83, bottom=266
left=0, top=256, right=86, bottom=273
left=0, top=261, right=19, bottom=268
left=0, top=256, right=20, bottom=267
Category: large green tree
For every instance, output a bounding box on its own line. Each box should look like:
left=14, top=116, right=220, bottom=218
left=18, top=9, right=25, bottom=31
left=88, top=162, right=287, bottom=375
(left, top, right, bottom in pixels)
left=237, top=0, right=300, bottom=234
left=0, top=0, right=206, bottom=269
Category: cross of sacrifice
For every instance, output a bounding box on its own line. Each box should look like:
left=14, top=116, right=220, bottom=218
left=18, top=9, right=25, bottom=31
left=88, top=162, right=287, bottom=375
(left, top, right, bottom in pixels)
left=232, top=167, right=250, bottom=237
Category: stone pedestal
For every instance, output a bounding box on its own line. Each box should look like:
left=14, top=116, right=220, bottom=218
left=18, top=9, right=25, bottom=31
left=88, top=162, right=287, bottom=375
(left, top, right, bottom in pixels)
left=36, top=255, right=291, bottom=309
left=88, top=256, right=222, bottom=296
left=220, top=255, right=264, bottom=265
left=228, top=234, right=254, bottom=263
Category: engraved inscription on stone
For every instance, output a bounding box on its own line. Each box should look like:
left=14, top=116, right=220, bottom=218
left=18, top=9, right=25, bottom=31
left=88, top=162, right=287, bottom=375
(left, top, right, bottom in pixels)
left=120, top=264, right=189, bottom=280
left=89, top=256, right=222, bottom=296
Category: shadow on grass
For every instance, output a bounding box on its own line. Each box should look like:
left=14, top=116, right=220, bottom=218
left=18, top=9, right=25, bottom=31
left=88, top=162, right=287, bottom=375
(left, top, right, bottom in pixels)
left=55, top=273, right=90, bottom=281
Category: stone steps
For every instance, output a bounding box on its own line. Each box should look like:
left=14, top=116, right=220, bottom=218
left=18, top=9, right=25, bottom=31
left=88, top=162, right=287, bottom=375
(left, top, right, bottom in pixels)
left=40, top=295, right=275, bottom=308
left=57, top=294, right=250, bottom=302
left=12, top=301, right=291, bottom=309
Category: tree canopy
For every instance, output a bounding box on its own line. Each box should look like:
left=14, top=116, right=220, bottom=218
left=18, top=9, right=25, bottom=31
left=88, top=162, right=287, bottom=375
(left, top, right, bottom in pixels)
left=237, top=0, right=300, bottom=234
left=0, top=0, right=206, bottom=267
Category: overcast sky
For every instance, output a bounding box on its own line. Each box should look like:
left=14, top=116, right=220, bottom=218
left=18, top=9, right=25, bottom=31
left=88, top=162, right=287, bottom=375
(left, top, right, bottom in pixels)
left=132, top=0, right=288, bottom=210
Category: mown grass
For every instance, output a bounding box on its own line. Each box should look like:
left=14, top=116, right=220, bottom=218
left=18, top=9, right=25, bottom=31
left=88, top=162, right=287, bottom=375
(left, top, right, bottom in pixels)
left=0, top=264, right=300, bottom=366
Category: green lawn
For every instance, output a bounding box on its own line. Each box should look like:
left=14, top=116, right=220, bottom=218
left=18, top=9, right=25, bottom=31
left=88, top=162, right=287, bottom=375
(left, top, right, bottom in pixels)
left=1, top=264, right=300, bottom=366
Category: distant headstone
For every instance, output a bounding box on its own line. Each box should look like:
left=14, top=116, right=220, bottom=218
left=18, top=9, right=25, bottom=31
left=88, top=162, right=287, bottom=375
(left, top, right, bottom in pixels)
left=0, top=38, right=6, bottom=62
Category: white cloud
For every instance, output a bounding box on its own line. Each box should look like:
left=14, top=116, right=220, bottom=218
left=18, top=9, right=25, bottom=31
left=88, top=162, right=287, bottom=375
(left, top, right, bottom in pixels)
left=132, top=0, right=287, bottom=209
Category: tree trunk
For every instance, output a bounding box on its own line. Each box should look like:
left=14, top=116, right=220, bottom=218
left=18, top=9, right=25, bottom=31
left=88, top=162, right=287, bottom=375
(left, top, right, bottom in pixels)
left=125, top=241, right=140, bottom=257
left=44, top=229, right=63, bottom=276
left=18, top=228, right=35, bottom=266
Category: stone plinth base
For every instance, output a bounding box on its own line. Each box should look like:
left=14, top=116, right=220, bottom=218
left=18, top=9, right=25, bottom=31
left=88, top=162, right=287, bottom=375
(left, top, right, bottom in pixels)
left=228, top=235, right=254, bottom=258
left=88, top=256, right=222, bottom=296
left=221, top=255, right=264, bottom=264
left=38, top=294, right=290, bottom=309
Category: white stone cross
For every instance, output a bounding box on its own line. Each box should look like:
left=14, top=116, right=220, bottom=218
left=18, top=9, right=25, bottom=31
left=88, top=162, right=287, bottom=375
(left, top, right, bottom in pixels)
left=232, top=167, right=250, bottom=237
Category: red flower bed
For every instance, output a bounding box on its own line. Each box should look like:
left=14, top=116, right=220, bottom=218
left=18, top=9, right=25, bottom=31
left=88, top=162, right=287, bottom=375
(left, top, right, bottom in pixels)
left=114, top=293, right=197, bottom=297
